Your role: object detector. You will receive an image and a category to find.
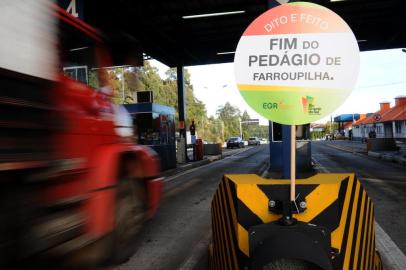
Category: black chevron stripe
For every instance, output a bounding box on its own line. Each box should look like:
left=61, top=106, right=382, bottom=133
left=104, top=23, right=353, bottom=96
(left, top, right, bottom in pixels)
left=349, top=185, right=364, bottom=269
left=213, top=193, right=225, bottom=270
left=237, top=198, right=263, bottom=230
left=363, top=198, right=373, bottom=269
left=220, top=180, right=239, bottom=269
left=338, top=176, right=357, bottom=268
left=309, top=199, right=340, bottom=231
left=215, top=193, right=230, bottom=270
left=356, top=191, right=369, bottom=270
left=217, top=183, right=233, bottom=269
left=257, top=183, right=319, bottom=203
left=211, top=193, right=220, bottom=270
left=336, top=177, right=350, bottom=221
left=225, top=178, right=249, bottom=265
left=366, top=203, right=375, bottom=269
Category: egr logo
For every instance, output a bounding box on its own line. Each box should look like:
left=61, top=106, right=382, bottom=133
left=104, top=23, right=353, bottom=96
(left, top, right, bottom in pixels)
left=302, top=96, right=321, bottom=115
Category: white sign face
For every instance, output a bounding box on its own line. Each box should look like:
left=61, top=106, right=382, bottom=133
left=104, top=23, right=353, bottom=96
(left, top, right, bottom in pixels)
left=234, top=2, right=360, bottom=125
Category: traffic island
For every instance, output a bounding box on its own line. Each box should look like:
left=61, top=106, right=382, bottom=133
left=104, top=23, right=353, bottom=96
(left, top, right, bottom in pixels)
left=325, top=141, right=406, bottom=167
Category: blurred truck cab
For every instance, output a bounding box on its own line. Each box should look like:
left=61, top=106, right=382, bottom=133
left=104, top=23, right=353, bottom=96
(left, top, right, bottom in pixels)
left=0, top=1, right=162, bottom=268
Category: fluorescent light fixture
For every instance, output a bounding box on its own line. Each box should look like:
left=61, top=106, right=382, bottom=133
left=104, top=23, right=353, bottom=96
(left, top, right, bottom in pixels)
left=217, top=51, right=235, bottom=55
left=357, top=39, right=367, bottom=43
left=182, top=10, right=245, bottom=19
left=330, top=0, right=346, bottom=2
left=69, top=46, right=88, bottom=51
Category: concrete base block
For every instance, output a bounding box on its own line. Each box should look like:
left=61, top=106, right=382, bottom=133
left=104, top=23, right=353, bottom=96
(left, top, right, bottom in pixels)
left=203, top=144, right=222, bottom=155
left=368, top=151, right=382, bottom=158
left=367, top=138, right=398, bottom=151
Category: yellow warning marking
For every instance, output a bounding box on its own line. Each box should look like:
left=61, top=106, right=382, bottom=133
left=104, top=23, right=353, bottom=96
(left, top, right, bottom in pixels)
left=214, top=195, right=226, bottom=270
left=296, top=183, right=339, bottom=222
left=353, top=190, right=366, bottom=269
left=237, top=184, right=279, bottom=223
left=237, top=84, right=343, bottom=93
left=227, top=173, right=353, bottom=185
left=366, top=204, right=375, bottom=270
left=360, top=198, right=371, bottom=270
left=237, top=223, right=249, bottom=257
left=219, top=183, right=238, bottom=269
left=331, top=176, right=354, bottom=251
left=343, top=180, right=360, bottom=270
left=225, top=179, right=238, bottom=235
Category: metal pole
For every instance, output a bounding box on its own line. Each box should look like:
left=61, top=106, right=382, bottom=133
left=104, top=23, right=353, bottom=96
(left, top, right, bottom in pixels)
left=122, top=67, right=125, bottom=101
left=177, top=65, right=188, bottom=161
left=282, top=125, right=291, bottom=178
left=239, top=119, right=242, bottom=139
left=290, top=125, right=296, bottom=201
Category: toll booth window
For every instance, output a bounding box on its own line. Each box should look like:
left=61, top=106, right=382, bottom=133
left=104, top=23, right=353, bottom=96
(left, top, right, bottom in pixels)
left=160, top=114, right=175, bottom=145
left=59, top=19, right=100, bottom=86
left=135, top=113, right=159, bottom=145
left=166, top=114, right=176, bottom=145
left=63, top=65, right=88, bottom=84
left=272, top=122, right=282, bottom=141
left=296, top=124, right=310, bottom=140
left=133, top=112, right=175, bottom=146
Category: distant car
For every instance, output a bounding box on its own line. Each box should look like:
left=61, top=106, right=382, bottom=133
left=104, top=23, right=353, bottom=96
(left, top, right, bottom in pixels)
left=227, top=137, right=244, bottom=148
left=248, top=137, right=260, bottom=146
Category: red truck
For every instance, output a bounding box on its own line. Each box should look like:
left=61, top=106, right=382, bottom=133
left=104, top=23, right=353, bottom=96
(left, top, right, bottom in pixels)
left=0, top=2, right=162, bottom=268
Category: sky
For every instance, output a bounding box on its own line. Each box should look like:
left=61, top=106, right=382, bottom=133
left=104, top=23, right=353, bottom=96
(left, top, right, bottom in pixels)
left=150, top=48, right=406, bottom=126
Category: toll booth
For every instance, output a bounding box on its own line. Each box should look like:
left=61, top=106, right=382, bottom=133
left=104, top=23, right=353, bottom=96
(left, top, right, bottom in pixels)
left=124, top=103, right=176, bottom=171
left=269, top=122, right=312, bottom=175
left=334, top=114, right=361, bottom=136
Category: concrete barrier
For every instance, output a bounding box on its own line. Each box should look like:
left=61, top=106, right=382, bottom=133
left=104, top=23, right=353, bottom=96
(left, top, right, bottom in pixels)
left=367, top=138, right=398, bottom=151
left=368, top=151, right=382, bottom=158
left=203, top=143, right=222, bottom=155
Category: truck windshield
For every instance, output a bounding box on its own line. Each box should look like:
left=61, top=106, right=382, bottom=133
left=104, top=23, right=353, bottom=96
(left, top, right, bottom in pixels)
left=59, top=18, right=101, bottom=87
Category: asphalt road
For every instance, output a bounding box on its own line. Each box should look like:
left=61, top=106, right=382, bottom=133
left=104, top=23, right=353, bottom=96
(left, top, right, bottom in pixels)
left=312, top=141, right=406, bottom=254
left=109, top=145, right=269, bottom=270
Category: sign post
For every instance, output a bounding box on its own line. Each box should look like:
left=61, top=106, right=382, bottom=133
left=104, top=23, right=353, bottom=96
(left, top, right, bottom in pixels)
left=234, top=1, right=360, bottom=221
left=210, top=4, right=381, bottom=269
left=290, top=125, right=296, bottom=201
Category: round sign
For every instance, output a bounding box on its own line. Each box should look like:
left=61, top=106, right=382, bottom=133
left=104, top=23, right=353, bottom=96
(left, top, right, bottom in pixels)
left=234, top=2, right=360, bottom=125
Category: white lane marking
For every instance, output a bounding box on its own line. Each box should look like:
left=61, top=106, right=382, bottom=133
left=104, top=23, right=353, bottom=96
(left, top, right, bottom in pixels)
left=178, top=231, right=211, bottom=270
left=312, top=156, right=406, bottom=269
left=375, top=222, right=406, bottom=270
left=361, top=177, right=406, bottom=185
left=260, top=163, right=270, bottom=178
left=164, top=147, right=254, bottom=182
left=311, top=157, right=330, bottom=173
left=164, top=162, right=215, bottom=182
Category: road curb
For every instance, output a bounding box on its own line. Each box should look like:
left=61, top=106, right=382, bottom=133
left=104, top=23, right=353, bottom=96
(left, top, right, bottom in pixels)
left=375, top=222, right=406, bottom=270
left=325, top=143, right=406, bottom=167
left=313, top=155, right=406, bottom=270
left=368, top=151, right=382, bottom=158
left=163, top=147, right=254, bottom=179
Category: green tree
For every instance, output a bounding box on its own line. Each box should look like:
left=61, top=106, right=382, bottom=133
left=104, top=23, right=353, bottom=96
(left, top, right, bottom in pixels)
left=100, top=61, right=272, bottom=144
left=241, top=110, right=253, bottom=140
left=216, top=102, right=241, bottom=141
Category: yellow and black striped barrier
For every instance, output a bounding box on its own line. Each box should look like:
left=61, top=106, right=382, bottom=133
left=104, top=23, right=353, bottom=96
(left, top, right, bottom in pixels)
left=209, top=173, right=382, bottom=270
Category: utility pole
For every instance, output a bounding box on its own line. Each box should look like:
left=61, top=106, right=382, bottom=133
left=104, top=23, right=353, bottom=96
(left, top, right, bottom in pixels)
left=239, top=119, right=243, bottom=139
left=122, top=67, right=125, bottom=101
left=240, top=119, right=260, bottom=139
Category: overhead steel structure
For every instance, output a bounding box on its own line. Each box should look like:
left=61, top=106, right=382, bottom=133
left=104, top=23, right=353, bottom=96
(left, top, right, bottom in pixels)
left=64, top=0, right=406, bottom=158
left=82, top=0, right=405, bottom=67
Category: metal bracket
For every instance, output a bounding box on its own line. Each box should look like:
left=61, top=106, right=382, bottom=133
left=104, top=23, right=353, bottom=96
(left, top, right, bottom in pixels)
left=268, top=193, right=307, bottom=214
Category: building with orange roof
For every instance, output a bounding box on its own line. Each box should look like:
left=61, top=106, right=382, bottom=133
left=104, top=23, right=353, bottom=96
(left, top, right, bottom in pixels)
left=379, top=96, right=406, bottom=140
left=333, top=113, right=364, bottom=138
left=352, top=96, right=406, bottom=141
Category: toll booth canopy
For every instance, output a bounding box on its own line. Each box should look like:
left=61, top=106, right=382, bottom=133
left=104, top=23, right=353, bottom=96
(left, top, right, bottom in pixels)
left=125, top=103, right=176, bottom=171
